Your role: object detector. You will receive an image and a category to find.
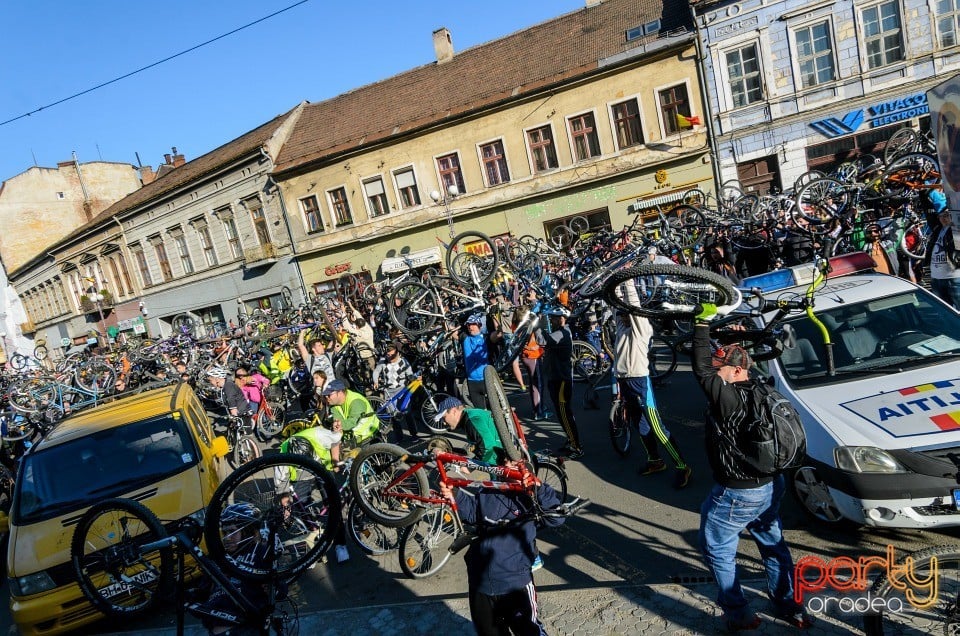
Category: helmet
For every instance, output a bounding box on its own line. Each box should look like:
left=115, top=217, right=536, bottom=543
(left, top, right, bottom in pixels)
left=465, top=313, right=485, bottom=326
left=221, top=502, right=259, bottom=525
left=206, top=365, right=228, bottom=379
left=287, top=436, right=315, bottom=458
left=543, top=306, right=571, bottom=318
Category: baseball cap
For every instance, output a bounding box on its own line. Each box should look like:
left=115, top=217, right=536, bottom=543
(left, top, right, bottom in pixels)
left=712, top=344, right=753, bottom=369
left=433, top=396, right=463, bottom=422
left=320, top=379, right=347, bottom=395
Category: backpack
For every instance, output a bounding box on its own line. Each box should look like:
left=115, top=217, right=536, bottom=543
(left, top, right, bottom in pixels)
left=726, top=380, right=807, bottom=476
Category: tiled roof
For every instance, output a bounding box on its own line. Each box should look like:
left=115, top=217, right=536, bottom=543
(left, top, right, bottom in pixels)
left=273, top=0, right=692, bottom=174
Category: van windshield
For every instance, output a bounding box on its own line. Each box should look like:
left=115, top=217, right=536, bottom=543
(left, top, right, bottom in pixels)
left=14, top=414, right=198, bottom=524
left=778, top=290, right=960, bottom=388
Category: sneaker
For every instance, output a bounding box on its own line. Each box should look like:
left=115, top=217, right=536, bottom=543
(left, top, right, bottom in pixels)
left=775, top=609, right=814, bottom=629
left=541, top=410, right=554, bottom=420
left=725, top=614, right=761, bottom=632
left=566, top=447, right=584, bottom=460
left=335, top=545, right=350, bottom=563
left=531, top=555, right=544, bottom=571
left=673, top=466, right=692, bottom=489
left=638, top=459, right=667, bottom=475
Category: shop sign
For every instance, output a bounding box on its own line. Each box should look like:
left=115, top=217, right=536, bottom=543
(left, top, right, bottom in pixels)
left=324, top=262, right=351, bottom=276
left=381, top=247, right=442, bottom=274
left=809, top=92, right=929, bottom=138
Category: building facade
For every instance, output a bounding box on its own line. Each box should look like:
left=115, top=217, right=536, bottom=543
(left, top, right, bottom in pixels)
left=692, top=0, right=960, bottom=194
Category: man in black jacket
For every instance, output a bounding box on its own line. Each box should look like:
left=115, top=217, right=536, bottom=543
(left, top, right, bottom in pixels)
left=692, top=304, right=811, bottom=631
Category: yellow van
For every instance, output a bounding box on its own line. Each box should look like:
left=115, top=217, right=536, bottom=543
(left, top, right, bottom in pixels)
left=7, top=382, right=231, bottom=635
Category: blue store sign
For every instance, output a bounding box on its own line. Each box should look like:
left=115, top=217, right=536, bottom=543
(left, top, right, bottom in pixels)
left=809, top=92, right=929, bottom=138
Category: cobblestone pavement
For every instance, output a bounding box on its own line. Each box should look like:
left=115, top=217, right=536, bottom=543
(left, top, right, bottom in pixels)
left=111, top=580, right=867, bottom=635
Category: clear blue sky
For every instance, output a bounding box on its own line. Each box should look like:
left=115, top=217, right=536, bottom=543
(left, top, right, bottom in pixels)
left=0, top=0, right=584, bottom=182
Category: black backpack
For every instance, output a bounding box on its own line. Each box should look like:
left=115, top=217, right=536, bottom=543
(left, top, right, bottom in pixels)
left=726, top=380, right=807, bottom=476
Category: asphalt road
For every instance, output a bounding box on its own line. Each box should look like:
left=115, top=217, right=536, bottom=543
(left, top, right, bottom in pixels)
left=4, top=361, right=958, bottom=634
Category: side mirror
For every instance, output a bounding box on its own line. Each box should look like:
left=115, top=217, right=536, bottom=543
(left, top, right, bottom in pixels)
left=211, top=436, right=230, bottom=459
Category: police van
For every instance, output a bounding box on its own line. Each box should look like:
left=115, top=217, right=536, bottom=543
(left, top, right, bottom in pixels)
left=742, top=253, right=960, bottom=528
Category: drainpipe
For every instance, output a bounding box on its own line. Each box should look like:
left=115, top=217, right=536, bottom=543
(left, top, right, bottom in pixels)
left=690, top=9, right=723, bottom=193
left=261, top=148, right=308, bottom=303
left=72, top=151, right=89, bottom=202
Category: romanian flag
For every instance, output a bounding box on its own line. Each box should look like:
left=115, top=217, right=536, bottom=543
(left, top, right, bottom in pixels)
left=676, top=113, right=702, bottom=129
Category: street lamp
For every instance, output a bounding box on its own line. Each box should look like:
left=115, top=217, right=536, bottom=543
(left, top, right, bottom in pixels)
left=85, top=287, right=113, bottom=352
left=429, top=184, right=460, bottom=238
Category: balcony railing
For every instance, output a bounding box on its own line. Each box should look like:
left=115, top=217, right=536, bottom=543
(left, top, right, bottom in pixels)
left=243, top=243, right=278, bottom=265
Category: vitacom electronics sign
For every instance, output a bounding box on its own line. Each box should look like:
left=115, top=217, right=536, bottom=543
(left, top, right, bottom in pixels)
left=809, top=92, right=929, bottom=138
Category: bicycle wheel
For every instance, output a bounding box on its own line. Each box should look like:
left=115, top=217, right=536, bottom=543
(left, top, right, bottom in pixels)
left=9, top=377, right=57, bottom=413
left=231, top=435, right=262, bottom=468
left=534, top=458, right=568, bottom=503
left=493, top=316, right=537, bottom=374
left=1, top=413, right=36, bottom=443
left=718, top=182, right=744, bottom=213
left=70, top=498, right=173, bottom=618
left=863, top=544, right=960, bottom=636
left=609, top=399, right=631, bottom=457
left=388, top=281, right=440, bottom=337
left=205, top=454, right=341, bottom=581
left=349, top=442, right=428, bottom=528
left=602, top=264, right=738, bottom=319
left=419, top=391, right=454, bottom=435
left=883, top=127, right=918, bottom=164
left=794, top=177, right=849, bottom=226
left=899, top=222, right=929, bottom=260
left=171, top=313, right=197, bottom=338
left=648, top=335, right=678, bottom=382
left=550, top=224, right=577, bottom=250
left=398, top=506, right=461, bottom=579
left=366, top=395, right=393, bottom=441
left=682, top=188, right=706, bottom=206
left=445, top=231, right=499, bottom=287
left=572, top=340, right=601, bottom=382
left=346, top=499, right=400, bottom=555
left=255, top=406, right=284, bottom=440
left=568, top=215, right=590, bottom=235
left=9, top=354, right=27, bottom=372
left=33, top=344, right=48, bottom=361
left=75, top=358, right=117, bottom=394
left=483, top=365, right=522, bottom=461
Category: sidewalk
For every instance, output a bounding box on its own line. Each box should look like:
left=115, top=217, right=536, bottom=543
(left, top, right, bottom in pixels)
left=112, top=580, right=864, bottom=635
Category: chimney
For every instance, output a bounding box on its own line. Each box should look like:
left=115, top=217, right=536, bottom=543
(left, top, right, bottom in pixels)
left=140, top=165, right=156, bottom=185
left=433, top=27, right=453, bottom=64
left=164, top=153, right=172, bottom=165
left=171, top=146, right=186, bottom=167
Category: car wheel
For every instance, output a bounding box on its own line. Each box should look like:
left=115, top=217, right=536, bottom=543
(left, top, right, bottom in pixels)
left=791, top=466, right=853, bottom=525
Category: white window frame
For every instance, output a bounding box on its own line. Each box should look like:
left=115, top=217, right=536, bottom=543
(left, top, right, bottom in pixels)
left=475, top=137, right=512, bottom=187
left=653, top=78, right=697, bottom=140
left=789, top=17, right=838, bottom=90
left=298, top=194, right=324, bottom=234
left=565, top=108, right=604, bottom=162
left=605, top=94, right=648, bottom=151
left=391, top=165, right=423, bottom=210
left=934, top=0, right=960, bottom=48
left=361, top=175, right=391, bottom=218
left=720, top=40, right=766, bottom=109
left=194, top=222, right=219, bottom=268
left=857, top=0, right=906, bottom=70
left=522, top=122, right=561, bottom=174
left=432, top=150, right=467, bottom=196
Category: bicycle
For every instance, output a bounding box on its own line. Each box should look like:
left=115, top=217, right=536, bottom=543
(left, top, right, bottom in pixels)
left=69, top=454, right=340, bottom=635
left=225, top=413, right=262, bottom=468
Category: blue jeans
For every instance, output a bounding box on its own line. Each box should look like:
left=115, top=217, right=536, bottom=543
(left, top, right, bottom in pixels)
left=699, top=475, right=799, bottom=621
left=931, top=277, right=960, bottom=311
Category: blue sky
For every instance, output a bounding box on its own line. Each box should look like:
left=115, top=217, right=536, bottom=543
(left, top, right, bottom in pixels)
left=0, top=0, right=584, bottom=182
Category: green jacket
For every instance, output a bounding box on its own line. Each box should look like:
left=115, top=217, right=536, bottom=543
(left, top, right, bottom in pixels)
left=463, top=408, right=505, bottom=465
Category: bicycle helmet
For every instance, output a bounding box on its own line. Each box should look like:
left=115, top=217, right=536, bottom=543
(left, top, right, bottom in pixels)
left=220, top=502, right=259, bottom=525
left=287, top=436, right=315, bottom=458
left=543, top=306, right=571, bottom=318
left=465, top=313, right=485, bottom=325
left=206, top=365, right=229, bottom=379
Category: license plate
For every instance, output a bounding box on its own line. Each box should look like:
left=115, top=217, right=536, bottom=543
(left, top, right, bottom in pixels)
left=952, top=489, right=960, bottom=511
left=98, top=569, right=158, bottom=599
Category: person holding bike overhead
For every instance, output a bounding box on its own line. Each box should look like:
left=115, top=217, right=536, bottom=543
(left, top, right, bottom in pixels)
left=542, top=307, right=583, bottom=460
left=462, top=313, right=502, bottom=408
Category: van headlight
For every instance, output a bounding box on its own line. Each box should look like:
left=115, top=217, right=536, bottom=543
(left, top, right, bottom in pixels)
left=10, top=571, right=56, bottom=596
left=834, top=447, right=907, bottom=473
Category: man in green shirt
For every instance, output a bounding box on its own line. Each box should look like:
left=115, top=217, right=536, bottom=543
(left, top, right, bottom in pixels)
left=434, top=396, right=505, bottom=465
left=321, top=379, right=379, bottom=445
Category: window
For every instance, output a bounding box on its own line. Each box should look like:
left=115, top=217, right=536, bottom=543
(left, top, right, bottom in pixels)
left=244, top=196, right=271, bottom=247
left=795, top=21, right=836, bottom=88
left=130, top=244, right=153, bottom=287
left=659, top=84, right=693, bottom=136
left=328, top=187, right=353, bottom=226
left=611, top=99, right=644, bottom=149
left=526, top=125, right=559, bottom=173
left=936, top=0, right=960, bottom=47
left=172, top=232, right=194, bottom=275
left=152, top=239, right=174, bottom=282
left=568, top=112, right=601, bottom=160
left=222, top=216, right=242, bottom=259
left=479, top=140, right=510, bottom=186
left=108, top=258, right=125, bottom=298
left=116, top=254, right=133, bottom=295
left=195, top=224, right=218, bottom=267
left=363, top=177, right=390, bottom=217
left=300, top=195, right=324, bottom=233
left=862, top=1, right=903, bottom=68
left=726, top=44, right=764, bottom=107
left=436, top=153, right=466, bottom=195
left=393, top=168, right=421, bottom=208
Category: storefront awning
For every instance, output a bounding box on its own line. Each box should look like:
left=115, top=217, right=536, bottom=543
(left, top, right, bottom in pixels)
left=631, top=190, right=686, bottom=212
left=381, top=247, right=442, bottom=275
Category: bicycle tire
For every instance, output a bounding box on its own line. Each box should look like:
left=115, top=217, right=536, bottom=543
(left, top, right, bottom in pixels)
left=794, top=177, right=849, bottom=226
left=70, top=498, right=173, bottom=618
left=33, top=345, right=48, bottom=361
left=1, top=414, right=35, bottom=443
left=419, top=391, right=454, bottom=435
left=863, top=543, right=960, bottom=635
left=609, top=399, right=631, bottom=457
left=256, top=406, right=285, bottom=440
left=9, top=378, right=56, bottom=413
left=572, top=340, right=601, bottom=382
left=204, top=454, right=341, bottom=581
left=649, top=335, right=678, bottom=382
left=682, top=188, right=706, bottom=206
left=534, top=458, right=568, bottom=503
left=883, top=127, right=918, bottom=164
left=493, top=316, right=537, bottom=374
left=483, top=365, right=522, bottom=461
left=388, top=281, right=440, bottom=337
left=349, top=442, right=428, bottom=528
left=171, top=313, right=197, bottom=338
left=9, top=354, right=27, bottom=372
left=346, top=498, right=400, bottom=555
left=568, top=215, right=590, bottom=235
left=398, top=506, right=460, bottom=579
left=74, top=358, right=117, bottom=394
left=899, top=222, right=929, bottom=260
left=445, top=231, right=499, bottom=287
left=231, top=435, right=262, bottom=468
left=550, top=224, right=576, bottom=250
left=602, top=264, right=738, bottom=319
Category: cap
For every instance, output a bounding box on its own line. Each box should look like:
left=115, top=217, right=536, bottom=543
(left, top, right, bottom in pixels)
left=433, top=396, right=464, bottom=422
left=321, top=379, right=347, bottom=395
left=712, top=344, right=753, bottom=369
left=465, top=313, right=484, bottom=325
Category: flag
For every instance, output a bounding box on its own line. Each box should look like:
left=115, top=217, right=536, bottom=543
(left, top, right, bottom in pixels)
left=676, top=114, right=702, bottom=129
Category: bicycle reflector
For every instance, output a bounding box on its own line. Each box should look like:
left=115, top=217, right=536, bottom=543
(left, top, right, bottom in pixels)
left=742, top=253, right=876, bottom=293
